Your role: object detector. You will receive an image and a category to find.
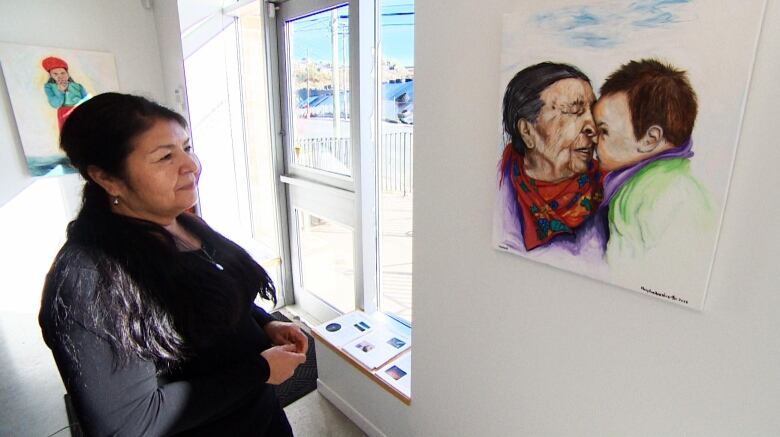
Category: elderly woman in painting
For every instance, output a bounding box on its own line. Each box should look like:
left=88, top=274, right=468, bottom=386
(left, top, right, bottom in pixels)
left=39, top=93, right=307, bottom=435
left=41, top=56, right=89, bottom=131
left=496, top=62, right=602, bottom=253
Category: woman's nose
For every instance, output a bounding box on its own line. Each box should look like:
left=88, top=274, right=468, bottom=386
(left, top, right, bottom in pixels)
left=181, top=151, right=200, bottom=174
left=582, top=110, right=597, bottom=138
left=582, top=124, right=596, bottom=137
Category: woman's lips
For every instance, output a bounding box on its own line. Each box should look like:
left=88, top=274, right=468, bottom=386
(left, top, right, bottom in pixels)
left=574, top=146, right=593, bottom=159
left=177, top=181, right=197, bottom=191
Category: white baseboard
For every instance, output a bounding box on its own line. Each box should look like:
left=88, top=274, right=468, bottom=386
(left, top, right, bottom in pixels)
left=317, top=379, right=387, bottom=437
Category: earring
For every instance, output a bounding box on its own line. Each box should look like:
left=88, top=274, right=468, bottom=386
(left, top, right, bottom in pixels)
left=112, top=197, right=120, bottom=206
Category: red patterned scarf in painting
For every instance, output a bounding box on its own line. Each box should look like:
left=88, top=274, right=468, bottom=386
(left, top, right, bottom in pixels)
left=500, top=144, right=602, bottom=250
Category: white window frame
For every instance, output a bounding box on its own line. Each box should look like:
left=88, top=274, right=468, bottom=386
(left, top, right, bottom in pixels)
left=181, top=1, right=294, bottom=308
left=271, top=0, right=381, bottom=322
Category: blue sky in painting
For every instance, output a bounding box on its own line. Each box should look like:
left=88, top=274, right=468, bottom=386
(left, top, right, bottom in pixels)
left=534, top=0, right=693, bottom=48
left=291, top=1, right=414, bottom=66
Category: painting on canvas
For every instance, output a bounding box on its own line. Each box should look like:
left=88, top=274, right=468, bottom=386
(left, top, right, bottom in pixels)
left=493, top=0, right=766, bottom=308
left=0, top=43, right=119, bottom=176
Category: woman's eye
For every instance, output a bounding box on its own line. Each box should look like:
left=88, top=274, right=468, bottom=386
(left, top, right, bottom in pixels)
left=160, top=153, right=172, bottom=161
left=184, top=145, right=193, bottom=153
left=561, top=103, right=585, bottom=116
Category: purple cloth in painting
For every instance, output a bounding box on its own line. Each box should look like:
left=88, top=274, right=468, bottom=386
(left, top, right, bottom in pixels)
left=587, top=139, right=696, bottom=251
left=602, top=139, right=694, bottom=204
left=495, top=139, right=696, bottom=270
left=495, top=140, right=694, bottom=259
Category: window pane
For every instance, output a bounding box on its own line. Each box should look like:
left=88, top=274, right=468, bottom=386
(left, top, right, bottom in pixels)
left=296, top=210, right=355, bottom=313
left=288, top=5, right=351, bottom=176
left=378, top=0, right=414, bottom=321
left=185, top=22, right=250, bottom=237
left=238, top=14, right=284, bottom=307
left=239, top=14, right=281, bottom=256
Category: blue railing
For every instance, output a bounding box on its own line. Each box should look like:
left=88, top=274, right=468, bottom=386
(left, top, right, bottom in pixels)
left=294, top=132, right=414, bottom=195
left=380, top=132, right=413, bottom=195
left=294, top=137, right=352, bottom=176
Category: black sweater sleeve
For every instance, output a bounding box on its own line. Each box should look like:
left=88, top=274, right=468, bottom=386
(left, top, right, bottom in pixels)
left=40, top=259, right=271, bottom=436
left=250, top=304, right=276, bottom=328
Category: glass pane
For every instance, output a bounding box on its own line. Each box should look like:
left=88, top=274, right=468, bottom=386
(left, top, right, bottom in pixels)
left=239, top=14, right=282, bottom=257
left=185, top=22, right=249, bottom=236
left=379, top=0, right=414, bottom=321
left=238, top=15, right=284, bottom=302
left=296, top=210, right=355, bottom=313
left=186, top=20, right=284, bottom=306
left=287, top=5, right=351, bottom=176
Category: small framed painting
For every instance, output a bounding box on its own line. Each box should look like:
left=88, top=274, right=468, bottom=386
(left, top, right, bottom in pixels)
left=0, top=42, right=119, bottom=176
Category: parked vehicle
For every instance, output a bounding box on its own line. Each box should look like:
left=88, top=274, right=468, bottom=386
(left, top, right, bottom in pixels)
left=382, top=79, right=414, bottom=124
left=296, top=79, right=413, bottom=123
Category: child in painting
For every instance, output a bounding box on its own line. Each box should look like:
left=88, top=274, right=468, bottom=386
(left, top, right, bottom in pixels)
left=593, top=59, right=715, bottom=284
left=42, top=56, right=89, bottom=131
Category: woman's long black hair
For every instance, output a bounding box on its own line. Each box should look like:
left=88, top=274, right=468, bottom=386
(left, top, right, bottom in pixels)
left=55, top=93, right=275, bottom=367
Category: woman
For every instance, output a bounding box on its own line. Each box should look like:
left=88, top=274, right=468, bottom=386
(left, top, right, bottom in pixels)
left=39, top=93, right=307, bottom=436
left=41, top=56, right=89, bottom=131
left=496, top=62, right=601, bottom=254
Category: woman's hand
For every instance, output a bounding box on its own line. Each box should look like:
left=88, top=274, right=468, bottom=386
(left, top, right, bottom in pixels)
left=264, top=321, right=309, bottom=354
left=261, top=344, right=306, bottom=385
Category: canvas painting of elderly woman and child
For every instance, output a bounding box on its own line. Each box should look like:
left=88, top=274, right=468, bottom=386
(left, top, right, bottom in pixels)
left=494, top=0, right=767, bottom=309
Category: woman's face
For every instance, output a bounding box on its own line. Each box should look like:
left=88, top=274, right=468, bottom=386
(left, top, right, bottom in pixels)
left=522, top=78, right=597, bottom=180
left=111, top=118, right=201, bottom=225
left=49, top=67, right=69, bottom=84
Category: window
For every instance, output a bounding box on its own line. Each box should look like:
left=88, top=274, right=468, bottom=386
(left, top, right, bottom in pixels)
left=181, top=0, right=415, bottom=324
left=274, top=0, right=414, bottom=323
left=182, top=2, right=285, bottom=306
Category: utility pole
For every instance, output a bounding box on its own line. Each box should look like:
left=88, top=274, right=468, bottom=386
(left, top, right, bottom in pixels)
left=331, top=9, right=341, bottom=139
left=306, top=48, right=310, bottom=118
left=341, top=24, right=348, bottom=119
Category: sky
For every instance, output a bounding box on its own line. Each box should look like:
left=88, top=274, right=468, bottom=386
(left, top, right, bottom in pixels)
left=290, top=0, right=414, bottom=67
left=533, top=0, right=694, bottom=49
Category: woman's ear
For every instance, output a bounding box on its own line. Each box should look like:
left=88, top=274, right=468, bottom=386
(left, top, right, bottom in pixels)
left=517, top=119, right=536, bottom=149
left=86, top=165, right=124, bottom=198
left=637, top=125, right=667, bottom=153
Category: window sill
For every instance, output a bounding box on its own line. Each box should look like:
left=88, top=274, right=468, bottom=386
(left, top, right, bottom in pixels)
left=290, top=308, right=411, bottom=405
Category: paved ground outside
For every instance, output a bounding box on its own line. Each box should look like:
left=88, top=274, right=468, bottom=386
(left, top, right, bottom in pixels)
left=298, top=192, right=413, bottom=321
left=378, top=192, right=413, bottom=321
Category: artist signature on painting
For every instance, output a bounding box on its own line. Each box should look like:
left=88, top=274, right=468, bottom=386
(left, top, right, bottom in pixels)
left=641, top=286, right=688, bottom=305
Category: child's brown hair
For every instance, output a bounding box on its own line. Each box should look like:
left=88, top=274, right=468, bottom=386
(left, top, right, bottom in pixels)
left=600, top=59, right=697, bottom=146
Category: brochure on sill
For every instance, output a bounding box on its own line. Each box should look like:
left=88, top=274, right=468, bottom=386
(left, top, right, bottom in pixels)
left=314, top=312, right=412, bottom=370
left=377, top=351, right=411, bottom=397
left=313, top=312, right=376, bottom=347
left=343, top=327, right=411, bottom=370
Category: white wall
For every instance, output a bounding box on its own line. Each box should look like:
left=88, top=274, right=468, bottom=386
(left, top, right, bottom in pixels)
left=410, top=1, right=780, bottom=436
left=154, top=0, right=189, bottom=116
left=0, top=2, right=176, bottom=434
left=0, top=0, right=168, bottom=313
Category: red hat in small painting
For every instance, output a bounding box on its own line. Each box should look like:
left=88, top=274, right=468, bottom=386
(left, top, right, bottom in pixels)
left=42, top=56, right=68, bottom=72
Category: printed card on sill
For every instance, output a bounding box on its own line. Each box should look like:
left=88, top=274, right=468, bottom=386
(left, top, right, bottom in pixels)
left=313, top=312, right=375, bottom=347
left=378, top=352, right=411, bottom=398
left=343, top=327, right=411, bottom=370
